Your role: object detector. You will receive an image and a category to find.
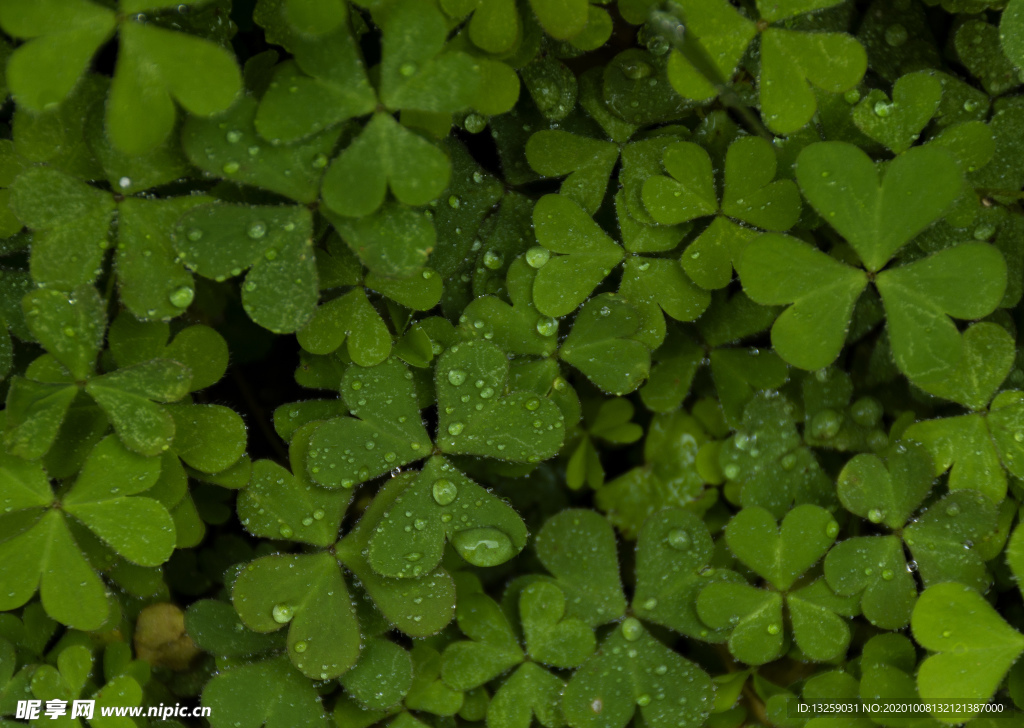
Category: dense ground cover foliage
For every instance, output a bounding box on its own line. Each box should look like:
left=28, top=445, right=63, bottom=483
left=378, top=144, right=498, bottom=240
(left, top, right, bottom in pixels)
left=2, top=0, right=1024, bottom=727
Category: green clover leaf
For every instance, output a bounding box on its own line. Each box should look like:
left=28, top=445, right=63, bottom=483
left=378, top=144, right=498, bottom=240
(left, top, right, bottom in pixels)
left=824, top=536, right=917, bottom=630
left=341, top=638, right=413, bottom=711
left=306, top=357, right=433, bottom=488
left=595, top=410, right=713, bottom=538
left=642, top=137, right=802, bottom=235
left=182, top=96, right=343, bottom=204
left=526, top=131, right=619, bottom=215
left=173, top=202, right=319, bottom=334
left=531, top=195, right=624, bottom=318
left=440, top=587, right=523, bottom=691
left=631, top=509, right=742, bottom=642
left=487, top=661, right=566, bottom=728
left=435, top=340, right=565, bottom=461
left=232, top=551, right=360, bottom=680
left=738, top=233, right=867, bottom=372
left=532, top=509, right=627, bottom=626
left=913, top=583, right=1024, bottom=723
left=795, top=142, right=961, bottom=273
left=726, top=504, right=838, bottom=592
left=321, top=113, right=451, bottom=218
left=559, top=294, right=651, bottom=396
left=906, top=388, right=1024, bottom=503
left=520, top=581, right=596, bottom=669
left=9, top=167, right=115, bottom=291
left=459, top=258, right=558, bottom=358
left=0, top=1, right=243, bottom=153
left=563, top=619, right=714, bottom=728
left=366, top=456, right=528, bottom=577
left=719, top=393, right=834, bottom=518
left=850, top=71, right=943, bottom=154
left=664, top=0, right=865, bottom=134
left=0, top=435, right=174, bottom=630
left=202, top=656, right=330, bottom=728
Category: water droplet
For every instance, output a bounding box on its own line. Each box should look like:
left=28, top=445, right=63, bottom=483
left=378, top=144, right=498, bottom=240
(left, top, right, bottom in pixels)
left=723, top=463, right=740, bottom=480
left=873, top=100, right=893, bottom=117
left=667, top=529, right=690, bottom=550
left=432, top=479, right=458, bottom=506
left=525, top=398, right=540, bottom=412
left=293, top=640, right=307, bottom=652
left=448, top=369, right=467, bottom=386
left=483, top=250, right=503, bottom=269
left=868, top=508, right=885, bottom=524
left=452, top=527, right=514, bottom=567
left=169, top=286, right=194, bottom=308
left=767, top=624, right=781, bottom=635
left=312, top=153, right=328, bottom=169
left=226, top=130, right=243, bottom=143
left=247, top=221, right=267, bottom=239
left=272, top=604, right=293, bottom=623
left=464, top=114, right=486, bottom=133
left=825, top=521, right=839, bottom=539
left=844, top=88, right=861, bottom=104
left=810, top=409, right=842, bottom=440
left=222, top=161, right=240, bottom=174
left=279, top=524, right=293, bottom=538
left=187, top=228, right=203, bottom=241
left=642, top=598, right=658, bottom=610
left=884, top=23, right=908, bottom=47
left=536, top=317, right=558, bottom=337
left=526, top=246, right=550, bottom=268
left=118, top=176, right=131, bottom=188
left=447, top=422, right=464, bottom=436
left=636, top=694, right=651, bottom=707
left=622, top=617, right=643, bottom=641
left=400, top=62, right=417, bottom=76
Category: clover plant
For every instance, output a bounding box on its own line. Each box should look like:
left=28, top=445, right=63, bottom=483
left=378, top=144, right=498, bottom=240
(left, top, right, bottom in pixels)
left=4, top=1, right=1024, bottom=728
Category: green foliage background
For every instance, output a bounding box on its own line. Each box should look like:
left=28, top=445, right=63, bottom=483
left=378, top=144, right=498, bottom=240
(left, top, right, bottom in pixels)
left=2, top=0, right=1024, bottom=726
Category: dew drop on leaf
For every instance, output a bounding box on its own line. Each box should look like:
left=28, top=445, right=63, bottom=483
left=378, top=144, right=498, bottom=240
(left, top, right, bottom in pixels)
left=667, top=528, right=690, bottom=550
left=432, top=479, right=458, bottom=505
left=452, top=527, right=514, bottom=567
left=622, top=617, right=643, bottom=641
left=272, top=604, right=293, bottom=623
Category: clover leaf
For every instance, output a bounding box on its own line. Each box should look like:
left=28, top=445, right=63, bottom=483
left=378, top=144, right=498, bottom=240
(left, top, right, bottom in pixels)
left=642, top=136, right=802, bottom=234
left=367, top=456, right=528, bottom=577
left=563, top=619, right=714, bottom=728
left=825, top=441, right=997, bottom=619
left=631, top=509, right=741, bottom=642
left=6, top=288, right=198, bottom=459
left=795, top=142, right=961, bottom=273
left=532, top=509, right=627, bottom=626
left=202, top=656, right=330, bottom=728
left=742, top=141, right=1007, bottom=376
left=664, top=0, right=866, bottom=134
left=719, top=392, right=834, bottom=518
left=913, top=583, right=1024, bottom=723
left=173, top=202, right=318, bottom=334
left=698, top=505, right=853, bottom=664
left=440, top=586, right=523, bottom=691
left=0, top=436, right=174, bottom=630
left=906, top=383, right=1024, bottom=503
left=487, top=661, right=566, bottom=728
left=559, top=294, right=651, bottom=396
left=595, top=410, right=713, bottom=538
left=526, top=131, right=620, bottom=215
left=531, top=195, right=624, bottom=318
left=850, top=71, right=943, bottom=154
left=0, top=0, right=241, bottom=153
